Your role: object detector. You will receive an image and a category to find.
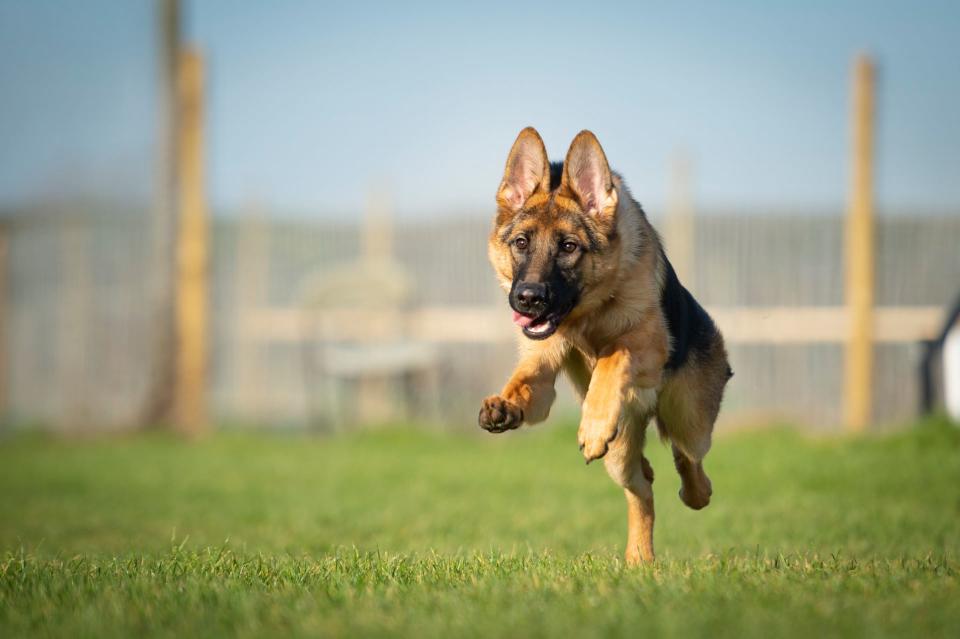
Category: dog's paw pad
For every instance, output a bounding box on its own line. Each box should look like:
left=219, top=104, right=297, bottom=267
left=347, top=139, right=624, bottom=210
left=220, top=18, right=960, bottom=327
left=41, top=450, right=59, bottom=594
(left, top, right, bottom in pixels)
left=478, top=396, right=523, bottom=433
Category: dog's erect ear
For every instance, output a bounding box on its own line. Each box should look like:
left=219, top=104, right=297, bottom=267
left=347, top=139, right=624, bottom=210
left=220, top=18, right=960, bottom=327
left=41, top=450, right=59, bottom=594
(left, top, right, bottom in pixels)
left=497, top=127, right=551, bottom=213
left=561, top=130, right=618, bottom=217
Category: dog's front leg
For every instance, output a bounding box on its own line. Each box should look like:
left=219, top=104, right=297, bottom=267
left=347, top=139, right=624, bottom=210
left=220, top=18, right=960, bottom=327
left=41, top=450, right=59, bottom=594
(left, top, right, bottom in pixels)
left=479, top=342, right=564, bottom=433
left=578, top=328, right=666, bottom=462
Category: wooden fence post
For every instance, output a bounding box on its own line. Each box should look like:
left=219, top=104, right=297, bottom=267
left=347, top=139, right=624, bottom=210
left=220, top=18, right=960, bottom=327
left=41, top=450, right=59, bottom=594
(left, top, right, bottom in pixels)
left=843, top=55, right=876, bottom=432
left=363, top=184, right=393, bottom=265
left=173, top=48, right=209, bottom=435
left=665, top=152, right=696, bottom=290
left=140, top=0, right=180, bottom=427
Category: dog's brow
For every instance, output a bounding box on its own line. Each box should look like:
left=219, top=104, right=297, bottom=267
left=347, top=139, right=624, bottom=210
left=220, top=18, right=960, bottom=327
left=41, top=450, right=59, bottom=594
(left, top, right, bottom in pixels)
left=579, top=219, right=602, bottom=252
left=556, top=211, right=602, bottom=252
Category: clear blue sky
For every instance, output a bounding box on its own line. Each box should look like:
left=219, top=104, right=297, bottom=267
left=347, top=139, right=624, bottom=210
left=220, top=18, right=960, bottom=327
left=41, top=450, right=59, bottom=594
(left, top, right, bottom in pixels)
left=1, top=1, right=958, bottom=217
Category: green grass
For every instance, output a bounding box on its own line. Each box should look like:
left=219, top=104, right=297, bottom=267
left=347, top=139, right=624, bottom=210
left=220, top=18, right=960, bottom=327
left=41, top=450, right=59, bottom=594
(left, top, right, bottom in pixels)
left=1, top=418, right=959, bottom=638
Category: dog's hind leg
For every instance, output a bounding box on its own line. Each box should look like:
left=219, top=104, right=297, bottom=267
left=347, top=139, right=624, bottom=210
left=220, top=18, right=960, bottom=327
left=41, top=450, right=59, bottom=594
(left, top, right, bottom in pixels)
left=656, top=385, right=715, bottom=510
left=669, top=442, right=712, bottom=510
left=656, top=337, right=729, bottom=510
left=603, top=407, right=656, bottom=565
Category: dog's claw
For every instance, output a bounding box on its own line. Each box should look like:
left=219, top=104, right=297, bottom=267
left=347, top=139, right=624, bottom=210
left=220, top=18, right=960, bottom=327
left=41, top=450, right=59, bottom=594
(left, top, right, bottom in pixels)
left=577, top=421, right=616, bottom=462
left=581, top=442, right=608, bottom=463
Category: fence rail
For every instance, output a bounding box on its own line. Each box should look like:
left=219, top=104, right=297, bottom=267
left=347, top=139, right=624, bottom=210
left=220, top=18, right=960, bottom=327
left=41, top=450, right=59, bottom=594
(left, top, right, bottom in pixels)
left=237, top=305, right=943, bottom=344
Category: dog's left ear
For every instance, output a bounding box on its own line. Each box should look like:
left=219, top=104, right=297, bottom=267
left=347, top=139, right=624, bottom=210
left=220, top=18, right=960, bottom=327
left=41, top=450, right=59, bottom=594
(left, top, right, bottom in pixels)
left=561, top=130, right=618, bottom=217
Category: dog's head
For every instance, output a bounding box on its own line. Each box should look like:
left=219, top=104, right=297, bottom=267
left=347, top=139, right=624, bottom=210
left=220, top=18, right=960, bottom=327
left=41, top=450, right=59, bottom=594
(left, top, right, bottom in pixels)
left=488, top=127, right=621, bottom=340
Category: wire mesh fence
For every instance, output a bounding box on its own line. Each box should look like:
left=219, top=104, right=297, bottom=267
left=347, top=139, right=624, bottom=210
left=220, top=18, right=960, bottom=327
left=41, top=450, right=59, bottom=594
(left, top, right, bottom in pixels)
left=1, top=206, right=957, bottom=432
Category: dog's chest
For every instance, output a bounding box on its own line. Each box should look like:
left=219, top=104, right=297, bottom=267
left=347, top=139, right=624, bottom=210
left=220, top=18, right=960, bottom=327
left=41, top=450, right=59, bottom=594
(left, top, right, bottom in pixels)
left=565, top=330, right=609, bottom=370
left=564, top=306, right=670, bottom=379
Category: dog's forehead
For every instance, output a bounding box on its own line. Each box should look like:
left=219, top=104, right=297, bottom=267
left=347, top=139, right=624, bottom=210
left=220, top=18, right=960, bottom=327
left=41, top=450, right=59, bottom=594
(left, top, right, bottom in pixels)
left=522, top=189, right=581, bottom=216
left=502, top=212, right=593, bottom=251
left=496, top=189, right=594, bottom=242
left=517, top=198, right=584, bottom=233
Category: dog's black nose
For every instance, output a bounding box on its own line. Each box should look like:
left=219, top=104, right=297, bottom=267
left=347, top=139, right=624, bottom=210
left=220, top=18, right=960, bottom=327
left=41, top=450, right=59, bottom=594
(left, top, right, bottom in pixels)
left=514, top=282, right=548, bottom=314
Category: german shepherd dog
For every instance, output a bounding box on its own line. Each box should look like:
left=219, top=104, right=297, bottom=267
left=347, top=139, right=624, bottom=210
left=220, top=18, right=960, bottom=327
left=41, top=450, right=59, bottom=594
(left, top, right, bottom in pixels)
left=479, top=127, right=732, bottom=564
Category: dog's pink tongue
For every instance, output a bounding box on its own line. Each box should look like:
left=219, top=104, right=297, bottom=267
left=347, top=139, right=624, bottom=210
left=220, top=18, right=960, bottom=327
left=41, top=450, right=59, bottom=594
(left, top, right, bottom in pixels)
left=512, top=311, right=535, bottom=328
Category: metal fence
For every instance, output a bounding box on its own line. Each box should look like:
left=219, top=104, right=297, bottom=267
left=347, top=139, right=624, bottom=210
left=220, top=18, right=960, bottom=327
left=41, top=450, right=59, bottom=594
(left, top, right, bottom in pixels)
left=2, top=207, right=958, bottom=432
left=2, top=205, right=153, bottom=430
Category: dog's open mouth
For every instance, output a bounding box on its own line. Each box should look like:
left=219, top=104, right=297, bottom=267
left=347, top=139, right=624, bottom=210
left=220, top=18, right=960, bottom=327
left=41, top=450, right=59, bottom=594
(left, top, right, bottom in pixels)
left=512, top=310, right=567, bottom=339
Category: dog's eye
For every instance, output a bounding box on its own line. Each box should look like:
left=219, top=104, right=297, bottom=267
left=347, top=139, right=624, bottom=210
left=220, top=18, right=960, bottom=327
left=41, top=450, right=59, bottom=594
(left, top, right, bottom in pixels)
left=561, top=240, right=578, bottom=254
left=514, top=237, right=528, bottom=251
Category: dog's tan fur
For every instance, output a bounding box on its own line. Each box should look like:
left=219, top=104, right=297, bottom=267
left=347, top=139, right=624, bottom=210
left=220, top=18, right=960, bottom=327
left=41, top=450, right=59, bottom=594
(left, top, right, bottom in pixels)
left=479, top=127, right=731, bottom=564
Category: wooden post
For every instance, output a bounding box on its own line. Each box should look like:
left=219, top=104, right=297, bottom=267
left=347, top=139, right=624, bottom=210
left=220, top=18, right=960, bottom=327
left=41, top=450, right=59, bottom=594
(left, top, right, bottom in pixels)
left=358, top=185, right=395, bottom=423
left=173, top=48, right=209, bottom=435
left=843, top=55, right=876, bottom=432
left=664, top=152, right=695, bottom=290
left=363, top=185, right=393, bottom=265
left=141, top=0, right=180, bottom=427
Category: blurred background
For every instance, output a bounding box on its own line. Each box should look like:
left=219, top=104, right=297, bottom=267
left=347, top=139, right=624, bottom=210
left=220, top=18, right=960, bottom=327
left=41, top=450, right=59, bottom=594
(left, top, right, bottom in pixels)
left=0, top=0, right=958, bottom=435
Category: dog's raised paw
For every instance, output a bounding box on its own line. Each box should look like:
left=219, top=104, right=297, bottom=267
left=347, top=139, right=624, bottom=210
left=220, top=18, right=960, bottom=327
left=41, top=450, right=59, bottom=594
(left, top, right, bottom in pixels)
left=577, top=417, right=618, bottom=462
left=478, top=395, right=523, bottom=433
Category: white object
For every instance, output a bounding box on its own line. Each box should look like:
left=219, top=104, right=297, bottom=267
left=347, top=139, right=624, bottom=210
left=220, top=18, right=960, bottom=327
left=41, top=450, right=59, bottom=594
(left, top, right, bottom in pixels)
left=945, top=323, right=960, bottom=424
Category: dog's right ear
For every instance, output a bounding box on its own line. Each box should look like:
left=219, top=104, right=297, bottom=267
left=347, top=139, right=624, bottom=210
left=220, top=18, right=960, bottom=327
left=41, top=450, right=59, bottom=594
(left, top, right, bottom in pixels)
left=496, top=127, right=550, bottom=213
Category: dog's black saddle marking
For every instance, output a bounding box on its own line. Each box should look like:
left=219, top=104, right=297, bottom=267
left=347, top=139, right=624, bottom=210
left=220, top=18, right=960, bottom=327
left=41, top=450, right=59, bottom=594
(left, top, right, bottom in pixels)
left=660, top=257, right=717, bottom=372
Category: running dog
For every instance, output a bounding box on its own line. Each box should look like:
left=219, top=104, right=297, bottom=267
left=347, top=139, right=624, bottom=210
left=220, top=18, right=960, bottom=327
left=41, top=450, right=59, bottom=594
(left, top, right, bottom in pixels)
left=479, top=127, right=732, bottom=564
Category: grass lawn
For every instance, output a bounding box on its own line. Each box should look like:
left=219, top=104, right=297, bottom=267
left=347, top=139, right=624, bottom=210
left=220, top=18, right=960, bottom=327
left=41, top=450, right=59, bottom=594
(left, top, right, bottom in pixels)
left=1, top=417, right=958, bottom=638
